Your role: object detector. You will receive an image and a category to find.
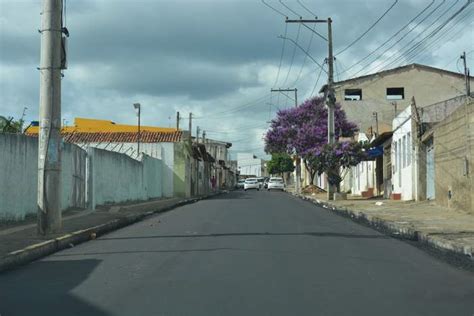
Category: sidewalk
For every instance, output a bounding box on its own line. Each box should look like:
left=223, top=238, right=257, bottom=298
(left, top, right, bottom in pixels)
left=0, top=193, right=220, bottom=272
left=290, top=189, right=474, bottom=261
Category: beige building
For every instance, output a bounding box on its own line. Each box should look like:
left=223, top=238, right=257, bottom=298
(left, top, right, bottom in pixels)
left=334, top=63, right=470, bottom=133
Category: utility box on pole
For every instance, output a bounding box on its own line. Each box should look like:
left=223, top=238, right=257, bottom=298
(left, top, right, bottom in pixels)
left=38, top=0, right=63, bottom=234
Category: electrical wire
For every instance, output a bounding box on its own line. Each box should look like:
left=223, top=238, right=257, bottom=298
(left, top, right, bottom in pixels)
left=339, top=0, right=435, bottom=77
left=335, top=0, right=399, bottom=56
left=309, top=61, right=325, bottom=98
left=292, top=23, right=316, bottom=86
left=350, top=0, right=449, bottom=78
left=296, top=0, right=317, bottom=18
left=376, top=0, right=470, bottom=73
left=279, top=0, right=301, bottom=17
left=278, top=35, right=327, bottom=74
left=372, top=0, right=461, bottom=72
left=283, top=23, right=301, bottom=85
left=401, top=7, right=473, bottom=67
left=261, top=0, right=287, bottom=17
left=273, top=23, right=289, bottom=88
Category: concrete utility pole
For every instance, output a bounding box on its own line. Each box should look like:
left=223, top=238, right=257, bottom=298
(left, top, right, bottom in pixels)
left=373, top=112, right=379, bottom=136
left=188, top=112, right=192, bottom=144
left=271, top=88, right=301, bottom=194
left=461, top=51, right=471, bottom=96
left=286, top=17, right=335, bottom=199
left=38, top=0, right=63, bottom=234
left=133, top=103, right=141, bottom=155
left=176, top=111, right=180, bottom=130
left=196, top=126, right=200, bottom=143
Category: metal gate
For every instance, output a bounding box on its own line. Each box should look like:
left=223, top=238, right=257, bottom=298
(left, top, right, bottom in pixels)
left=426, top=139, right=435, bottom=200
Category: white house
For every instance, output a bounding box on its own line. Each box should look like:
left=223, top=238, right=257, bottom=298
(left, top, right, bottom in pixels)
left=348, top=133, right=376, bottom=196
left=391, top=104, right=416, bottom=201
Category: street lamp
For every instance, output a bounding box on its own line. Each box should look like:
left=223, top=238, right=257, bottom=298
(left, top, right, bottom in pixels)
left=133, top=103, right=141, bottom=155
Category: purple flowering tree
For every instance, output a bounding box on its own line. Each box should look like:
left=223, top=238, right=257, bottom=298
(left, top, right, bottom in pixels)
left=264, top=96, right=361, bottom=187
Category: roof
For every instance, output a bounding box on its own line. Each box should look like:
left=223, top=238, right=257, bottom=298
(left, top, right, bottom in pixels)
left=333, top=63, right=472, bottom=87
left=25, top=117, right=178, bottom=134
left=62, top=131, right=183, bottom=143
left=370, top=131, right=393, bottom=147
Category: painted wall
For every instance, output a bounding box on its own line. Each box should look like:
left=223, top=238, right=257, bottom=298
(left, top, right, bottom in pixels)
left=433, top=101, right=473, bottom=213
left=335, top=65, right=468, bottom=132
left=391, top=105, right=415, bottom=201
left=0, top=134, right=86, bottom=220
left=88, top=147, right=162, bottom=208
left=77, top=142, right=174, bottom=198
left=237, top=153, right=262, bottom=177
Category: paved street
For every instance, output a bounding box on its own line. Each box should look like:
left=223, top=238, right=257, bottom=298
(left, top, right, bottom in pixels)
left=1, top=191, right=473, bottom=316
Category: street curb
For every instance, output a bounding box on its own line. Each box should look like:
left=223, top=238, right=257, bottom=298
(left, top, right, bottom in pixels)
left=0, top=193, right=221, bottom=273
left=293, top=193, right=474, bottom=263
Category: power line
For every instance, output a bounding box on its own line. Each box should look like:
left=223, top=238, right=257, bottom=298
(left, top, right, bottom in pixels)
left=292, top=23, right=316, bottom=86
left=296, top=0, right=317, bottom=18
left=375, top=0, right=470, bottom=73
left=283, top=23, right=301, bottom=85
left=278, top=35, right=327, bottom=73
left=339, top=0, right=436, bottom=78
left=399, top=6, right=473, bottom=67
left=310, top=61, right=326, bottom=98
left=349, top=0, right=449, bottom=78
left=273, top=23, right=289, bottom=88
left=279, top=0, right=301, bottom=17
left=261, top=0, right=287, bottom=17
left=372, top=0, right=461, bottom=72
left=335, top=0, right=399, bottom=56
left=194, top=94, right=271, bottom=119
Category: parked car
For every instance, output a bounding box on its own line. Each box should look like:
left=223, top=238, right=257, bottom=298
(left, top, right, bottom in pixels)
left=256, top=177, right=265, bottom=189
left=236, top=179, right=245, bottom=189
left=267, top=177, right=285, bottom=191
left=244, top=178, right=260, bottom=191
left=263, top=178, right=269, bottom=189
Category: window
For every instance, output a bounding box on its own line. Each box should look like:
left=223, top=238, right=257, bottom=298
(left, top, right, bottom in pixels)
left=386, top=87, right=404, bottom=100
left=398, top=140, right=401, bottom=172
left=344, top=89, right=362, bottom=101
left=407, top=132, right=411, bottom=166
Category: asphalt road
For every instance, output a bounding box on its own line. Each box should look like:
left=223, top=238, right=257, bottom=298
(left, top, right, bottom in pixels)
left=1, top=190, right=473, bottom=316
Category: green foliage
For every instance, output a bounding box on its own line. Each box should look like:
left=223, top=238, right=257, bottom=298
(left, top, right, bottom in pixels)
left=0, top=116, right=23, bottom=133
left=267, top=153, right=294, bottom=175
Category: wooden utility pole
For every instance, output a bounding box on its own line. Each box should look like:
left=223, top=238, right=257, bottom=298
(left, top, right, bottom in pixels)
left=286, top=17, right=335, bottom=199
left=461, top=51, right=471, bottom=96
left=37, top=0, right=63, bottom=234
left=176, top=111, right=180, bottom=130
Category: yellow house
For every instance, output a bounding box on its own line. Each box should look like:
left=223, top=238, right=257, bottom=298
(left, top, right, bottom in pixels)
left=25, top=117, right=178, bottom=134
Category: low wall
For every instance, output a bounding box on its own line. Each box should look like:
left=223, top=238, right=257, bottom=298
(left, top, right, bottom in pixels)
left=0, top=135, right=164, bottom=220
left=88, top=147, right=163, bottom=208
left=0, top=134, right=87, bottom=220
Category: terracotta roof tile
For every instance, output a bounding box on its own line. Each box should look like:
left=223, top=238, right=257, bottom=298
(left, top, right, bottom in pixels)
left=62, top=131, right=183, bottom=143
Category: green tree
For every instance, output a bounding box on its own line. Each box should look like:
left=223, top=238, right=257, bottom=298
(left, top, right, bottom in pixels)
left=267, top=153, right=294, bottom=176
left=0, top=116, right=23, bottom=133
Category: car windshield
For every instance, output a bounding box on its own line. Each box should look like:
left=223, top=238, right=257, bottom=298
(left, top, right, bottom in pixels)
left=245, top=179, right=256, bottom=183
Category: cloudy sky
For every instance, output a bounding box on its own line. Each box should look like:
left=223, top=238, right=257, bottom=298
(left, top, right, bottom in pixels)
left=1, top=0, right=472, bottom=158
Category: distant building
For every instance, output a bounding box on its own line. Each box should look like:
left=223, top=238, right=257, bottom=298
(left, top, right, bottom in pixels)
left=334, top=63, right=470, bottom=133
left=237, top=153, right=264, bottom=177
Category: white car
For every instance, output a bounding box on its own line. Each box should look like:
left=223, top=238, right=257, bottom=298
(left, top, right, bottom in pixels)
left=244, top=178, right=260, bottom=191
left=267, top=177, right=285, bottom=191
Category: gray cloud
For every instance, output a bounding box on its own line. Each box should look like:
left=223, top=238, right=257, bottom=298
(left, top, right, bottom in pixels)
left=1, top=0, right=473, bottom=158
